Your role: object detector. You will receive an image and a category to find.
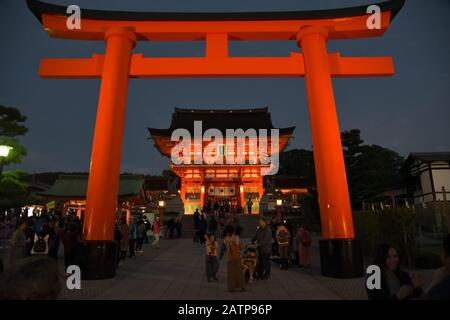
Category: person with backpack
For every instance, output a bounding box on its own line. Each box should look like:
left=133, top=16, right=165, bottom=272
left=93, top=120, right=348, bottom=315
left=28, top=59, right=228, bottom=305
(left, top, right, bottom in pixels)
left=220, top=225, right=245, bottom=292
left=31, top=224, right=50, bottom=256
left=298, top=225, right=312, bottom=268
left=276, top=223, right=291, bottom=270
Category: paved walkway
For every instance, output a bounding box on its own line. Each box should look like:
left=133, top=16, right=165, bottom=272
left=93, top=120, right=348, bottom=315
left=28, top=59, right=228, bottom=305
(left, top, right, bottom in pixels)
left=58, top=237, right=368, bottom=300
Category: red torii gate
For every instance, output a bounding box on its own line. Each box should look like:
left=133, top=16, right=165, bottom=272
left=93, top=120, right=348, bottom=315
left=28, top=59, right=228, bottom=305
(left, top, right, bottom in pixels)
left=28, top=0, right=404, bottom=279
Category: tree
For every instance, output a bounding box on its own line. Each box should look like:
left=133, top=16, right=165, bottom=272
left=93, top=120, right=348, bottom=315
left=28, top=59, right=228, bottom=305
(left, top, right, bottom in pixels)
left=0, top=105, right=28, bottom=137
left=279, top=130, right=405, bottom=211
left=278, top=149, right=315, bottom=180
left=0, top=137, right=27, bottom=166
left=0, top=170, right=29, bottom=210
left=341, top=129, right=404, bottom=209
left=0, top=105, right=29, bottom=210
left=0, top=105, right=28, bottom=166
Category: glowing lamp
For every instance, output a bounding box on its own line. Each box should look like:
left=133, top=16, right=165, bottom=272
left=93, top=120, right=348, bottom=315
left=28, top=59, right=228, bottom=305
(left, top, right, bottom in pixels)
left=276, top=199, right=283, bottom=206
left=158, top=200, right=165, bottom=208
left=0, top=145, right=12, bottom=157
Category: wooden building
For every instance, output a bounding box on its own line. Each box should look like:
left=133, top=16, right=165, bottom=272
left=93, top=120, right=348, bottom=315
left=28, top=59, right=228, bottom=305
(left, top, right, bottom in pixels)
left=149, top=107, right=295, bottom=214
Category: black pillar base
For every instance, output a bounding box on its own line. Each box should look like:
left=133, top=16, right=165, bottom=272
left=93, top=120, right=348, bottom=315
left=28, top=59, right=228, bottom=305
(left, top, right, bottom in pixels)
left=79, top=240, right=117, bottom=280
left=319, top=239, right=363, bottom=279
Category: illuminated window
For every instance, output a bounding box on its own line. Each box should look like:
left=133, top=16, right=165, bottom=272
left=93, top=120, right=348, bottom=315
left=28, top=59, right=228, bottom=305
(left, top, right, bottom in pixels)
left=217, top=144, right=227, bottom=157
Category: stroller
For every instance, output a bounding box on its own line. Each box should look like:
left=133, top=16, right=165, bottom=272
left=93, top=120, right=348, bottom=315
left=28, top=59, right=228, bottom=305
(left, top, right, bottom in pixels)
left=241, top=243, right=258, bottom=283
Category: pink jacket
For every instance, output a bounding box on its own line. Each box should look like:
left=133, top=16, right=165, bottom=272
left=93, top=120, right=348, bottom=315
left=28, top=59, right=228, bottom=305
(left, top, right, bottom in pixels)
left=153, top=221, right=160, bottom=235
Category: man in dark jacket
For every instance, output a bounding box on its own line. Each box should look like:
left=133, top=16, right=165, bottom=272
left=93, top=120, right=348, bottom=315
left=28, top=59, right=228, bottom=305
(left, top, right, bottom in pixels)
left=208, top=215, right=218, bottom=236
left=193, top=209, right=200, bottom=243
left=198, top=215, right=207, bottom=244
left=252, top=217, right=272, bottom=280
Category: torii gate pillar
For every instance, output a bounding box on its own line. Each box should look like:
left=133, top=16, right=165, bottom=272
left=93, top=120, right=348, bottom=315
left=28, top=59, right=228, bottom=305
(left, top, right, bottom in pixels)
left=80, top=27, right=136, bottom=279
left=298, top=27, right=362, bottom=278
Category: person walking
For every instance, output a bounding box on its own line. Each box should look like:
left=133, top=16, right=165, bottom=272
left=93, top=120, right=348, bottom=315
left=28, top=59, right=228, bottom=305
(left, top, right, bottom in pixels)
left=193, top=209, right=200, bottom=243
left=220, top=226, right=245, bottom=292
left=128, top=218, right=137, bottom=257
left=143, top=216, right=151, bottom=243
left=199, top=215, right=207, bottom=244
left=62, top=223, right=81, bottom=271
left=246, top=198, right=253, bottom=215
left=252, top=217, right=272, bottom=280
left=136, top=220, right=146, bottom=253
left=6, top=220, right=28, bottom=268
left=208, top=214, right=218, bottom=237
left=298, top=226, right=311, bottom=268
left=175, top=214, right=182, bottom=238
left=205, top=233, right=219, bottom=282
left=168, top=218, right=176, bottom=239
left=276, top=223, right=291, bottom=270
left=151, top=219, right=161, bottom=249
left=114, top=223, right=122, bottom=267
left=119, top=221, right=130, bottom=260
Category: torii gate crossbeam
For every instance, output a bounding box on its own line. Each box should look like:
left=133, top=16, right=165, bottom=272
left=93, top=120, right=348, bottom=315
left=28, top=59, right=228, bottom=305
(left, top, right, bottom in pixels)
left=27, top=0, right=405, bottom=280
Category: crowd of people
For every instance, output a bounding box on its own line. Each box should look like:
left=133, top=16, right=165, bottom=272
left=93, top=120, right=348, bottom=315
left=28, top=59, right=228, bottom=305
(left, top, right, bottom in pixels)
left=192, top=204, right=313, bottom=292
left=1, top=206, right=449, bottom=299
left=0, top=209, right=175, bottom=280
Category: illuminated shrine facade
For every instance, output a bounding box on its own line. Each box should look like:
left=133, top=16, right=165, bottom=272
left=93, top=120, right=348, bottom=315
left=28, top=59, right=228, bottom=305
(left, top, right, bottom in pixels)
left=149, top=107, right=294, bottom=214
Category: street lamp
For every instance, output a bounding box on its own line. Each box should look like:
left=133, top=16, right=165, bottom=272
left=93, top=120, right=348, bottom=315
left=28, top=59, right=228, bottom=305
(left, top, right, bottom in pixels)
left=274, top=190, right=284, bottom=223
left=0, top=145, right=13, bottom=177
left=158, top=197, right=166, bottom=224
left=157, top=197, right=166, bottom=238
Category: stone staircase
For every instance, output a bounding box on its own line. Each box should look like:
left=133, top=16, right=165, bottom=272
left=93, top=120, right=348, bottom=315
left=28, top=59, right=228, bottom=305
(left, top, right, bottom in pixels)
left=177, top=214, right=260, bottom=239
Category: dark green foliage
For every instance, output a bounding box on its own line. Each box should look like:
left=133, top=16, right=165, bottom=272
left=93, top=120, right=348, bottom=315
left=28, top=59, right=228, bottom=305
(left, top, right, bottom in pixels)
left=342, top=129, right=404, bottom=209
left=0, top=170, right=30, bottom=210
left=353, top=208, right=419, bottom=268
left=0, top=105, right=28, bottom=137
left=278, top=149, right=315, bottom=180
left=414, top=251, right=442, bottom=269
left=0, top=137, right=27, bottom=166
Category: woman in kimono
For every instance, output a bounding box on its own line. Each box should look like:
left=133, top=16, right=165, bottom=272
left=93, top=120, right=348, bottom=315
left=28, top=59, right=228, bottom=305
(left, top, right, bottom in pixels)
left=220, top=226, right=245, bottom=292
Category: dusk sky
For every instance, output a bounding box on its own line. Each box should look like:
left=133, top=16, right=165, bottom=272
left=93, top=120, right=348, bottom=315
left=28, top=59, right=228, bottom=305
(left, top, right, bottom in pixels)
left=1, top=0, right=449, bottom=175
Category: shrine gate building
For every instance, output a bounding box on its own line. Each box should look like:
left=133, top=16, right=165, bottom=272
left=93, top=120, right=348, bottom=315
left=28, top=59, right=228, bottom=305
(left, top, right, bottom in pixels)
left=148, top=107, right=295, bottom=214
